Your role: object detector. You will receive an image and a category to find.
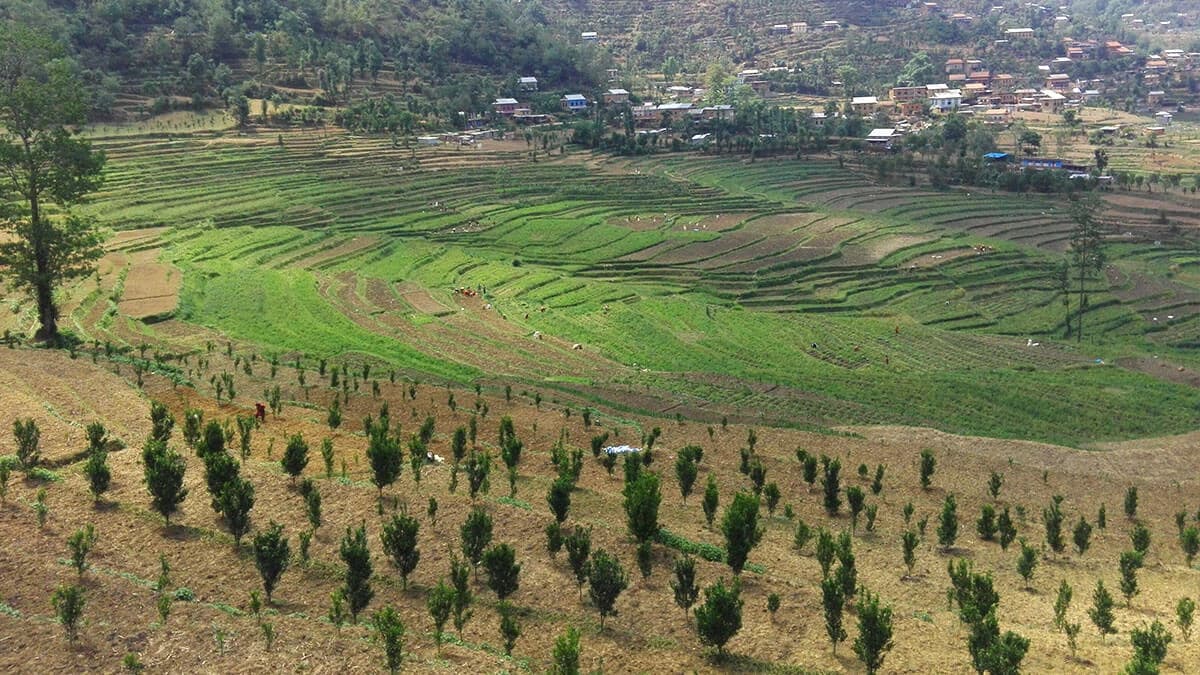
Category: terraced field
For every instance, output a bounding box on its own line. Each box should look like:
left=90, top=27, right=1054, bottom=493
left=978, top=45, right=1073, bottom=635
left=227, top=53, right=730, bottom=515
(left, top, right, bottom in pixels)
left=22, top=127, right=1199, bottom=446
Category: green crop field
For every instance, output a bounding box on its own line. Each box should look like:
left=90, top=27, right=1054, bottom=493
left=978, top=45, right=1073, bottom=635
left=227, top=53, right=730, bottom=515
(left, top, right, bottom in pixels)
left=55, top=129, right=1200, bottom=446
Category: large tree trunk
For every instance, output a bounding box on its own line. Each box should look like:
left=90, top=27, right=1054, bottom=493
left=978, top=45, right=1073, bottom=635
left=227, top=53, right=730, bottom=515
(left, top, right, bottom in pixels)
left=29, top=195, right=58, bottom=342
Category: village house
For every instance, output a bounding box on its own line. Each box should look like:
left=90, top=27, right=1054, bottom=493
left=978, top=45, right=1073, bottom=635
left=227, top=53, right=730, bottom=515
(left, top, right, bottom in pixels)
left=1006, top=28, right=1035, bottom=39
left=966, top=59, right=986, bottom=75
left=581, top=31, right=598, bottom=41
left=822, top=20, right=841, bottom=31
left=866, top=128, right=901, bottom=148
left=1045, top=73, right=1071, bottom=91
left=897, top=101, right=926, bottom=118
left=603, top=88, right=630, bottom=105
left=1037, top=89, right=1067, bottom=113
left=890, top=86, right=928, bottom=103
left=930, top=89, right=963, bottom=113
left=1104, top=41, right=1133, bottom=57
left=992, top=73, right=1015, bottom=91
left=631, top=103, right=659, bottom=125
left=561, top=94, right=588, bottom=112
left=1147, top=90, right=1165, bottom=106
left=1155, top=111, right=1173, bottom=126
left=492, top=98, right=519, bottom=115
left=945, top=58, right=965, bottom=75
left=702, top=105, right=735, bottom=121
left=770, top=24, right=791, bottom=35
left=851, top=96, right=879, bottom=115
left=518, top=77, right=538, bottom=92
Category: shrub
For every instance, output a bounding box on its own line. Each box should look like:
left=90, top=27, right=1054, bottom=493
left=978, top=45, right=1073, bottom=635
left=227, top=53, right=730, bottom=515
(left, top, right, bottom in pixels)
left=853, top=589, right=895, bottom=674
left=181, top=408, right=202, bottom=449
left=281, top=434, right=309, bottom=483
left=150, top=401, right=174, bottom=443
left=235, top=416, right=254, bottom=460
left=815, top=528, right=836, bottom=578
left=84, top=444, right=111, bottom=502
left=1043, top=495, right=1066, bottom=556
left=427, top=579, right=455, bottom=654
left=51, top=584, right=85, bottom=642
left=547, top=477, right=571, bottom=523
left=450, top=558, right=473, bottom=636
left=0, top=459, right=10, bottom=503
left=1125, top=486, right=1138, bottom=520
left=675, top=452, right=698, bottom=504
left=1130, top=523, right=1151, bottom=555
left=305, top=485, right=322, bottom=530
left=671, top=554, right=700, bottom=617
left=320, top=438, right=334, bottom=478
left=564, top=525, right=592, bottom=599
left=483, top=543, right=520, bottom=600
left=822, top=457, right=842, bottom=516
left=835, top=531, right=857, bottom=601
left=545, top=521, right=563, bottom=558
left=847, top=487, right=865, bottom=532
left=1120, top=549, right=1144, bottom=606
left=870, top=464, right=885, bottom=495
left=340, top=524, right=374, bottom=623
left=327, top=398, right=342, bottom=430
left=937, top=494, right=958, bottom=550
left=253, top=522, right=290, bottom=603
left=498, top=600, right=521, bottom=656
left=624, top=472, right=661, bottom=544
left=702, top=474, right=719, bottom=527
left=1016, top=540, right=1038, bottom=589
left=67, top=524, right=98, bottom=577
left=918, top=449, right=935, bottom=489
left=371, top=606, right=405, bottom=674
left=1176, top=597, right=1195, bottom=641
left=1128, top=620, right=1172, bottom=670
left=380, top=513, right=420, bottom=590
left=695, top=577, right=743, bottom=658
left=1073, top=517, right=1092, bottom=556
left=802, top=455, right=818, bottom=489
left=988, top=471, right=1003, bottom=499
left=460, top=507, right=493, bottom=575
left=767, top=592, right=780, bottom=618
left=587, top=549, right=627, bottom=629
left=203, top=449, right=240, bottom=513
left=465, top=450, right=491, bottom=500
left=13, top=418, right=40, bottom=471
left=199, top=420, right=225, bottom=457
left=1089, top=580, right=1116, bottom=639
left=998, top=507, right=1017, bottom=551
left=902, top=529, right=918, bottom=577
left=977, top=504, right=997, bottom=541
left=821, top=575, right=846, bottom=654
left=1054, top=580, right=1073, bottom=631
left=1097, top=503, right=1107, bottom=530
left=218, top=477, right=255, bottom=546
left=367, top=425, right=403, bottom=502
left=143, top=441, right=188, bottom=525
left=552, top=625, right=581, bottom=675
left=794, top=519, right=813, bottom=553
left=722, top=491, right=763, bottom=575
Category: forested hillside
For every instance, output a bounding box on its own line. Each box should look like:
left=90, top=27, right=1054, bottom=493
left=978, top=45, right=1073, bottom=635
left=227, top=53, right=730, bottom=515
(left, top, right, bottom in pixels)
left=3, top=0, right=610, bottom=124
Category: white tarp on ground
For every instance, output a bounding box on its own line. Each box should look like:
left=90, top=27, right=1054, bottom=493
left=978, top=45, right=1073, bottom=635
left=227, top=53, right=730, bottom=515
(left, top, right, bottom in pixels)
left=604, top=445, right=642, bottom=455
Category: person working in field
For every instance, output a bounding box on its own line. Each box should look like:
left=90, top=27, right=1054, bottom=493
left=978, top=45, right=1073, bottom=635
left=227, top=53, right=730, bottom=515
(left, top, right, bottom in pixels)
left=255, top=402, right=267, bottom=422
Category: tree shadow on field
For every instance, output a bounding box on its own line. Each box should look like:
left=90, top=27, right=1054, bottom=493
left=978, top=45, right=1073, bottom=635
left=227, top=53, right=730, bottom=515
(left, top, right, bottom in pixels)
left=92, top=500, right=120, bottom=513
left=720, top=651, right=834, bottom=673
left=163, top=524, right=202, bottom=542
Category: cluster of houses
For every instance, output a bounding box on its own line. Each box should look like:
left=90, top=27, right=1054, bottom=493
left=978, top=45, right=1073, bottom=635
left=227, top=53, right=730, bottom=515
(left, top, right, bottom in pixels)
left=491, top=74, right=629, bottom=122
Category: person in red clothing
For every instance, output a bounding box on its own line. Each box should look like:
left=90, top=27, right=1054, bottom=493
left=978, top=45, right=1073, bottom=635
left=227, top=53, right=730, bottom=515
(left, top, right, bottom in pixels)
left=255, top=402, right=266, bottom=421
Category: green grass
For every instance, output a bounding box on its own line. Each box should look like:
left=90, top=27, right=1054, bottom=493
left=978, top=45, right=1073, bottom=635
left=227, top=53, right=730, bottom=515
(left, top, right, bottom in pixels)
left=73, top=135, right=1200, bottom=446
